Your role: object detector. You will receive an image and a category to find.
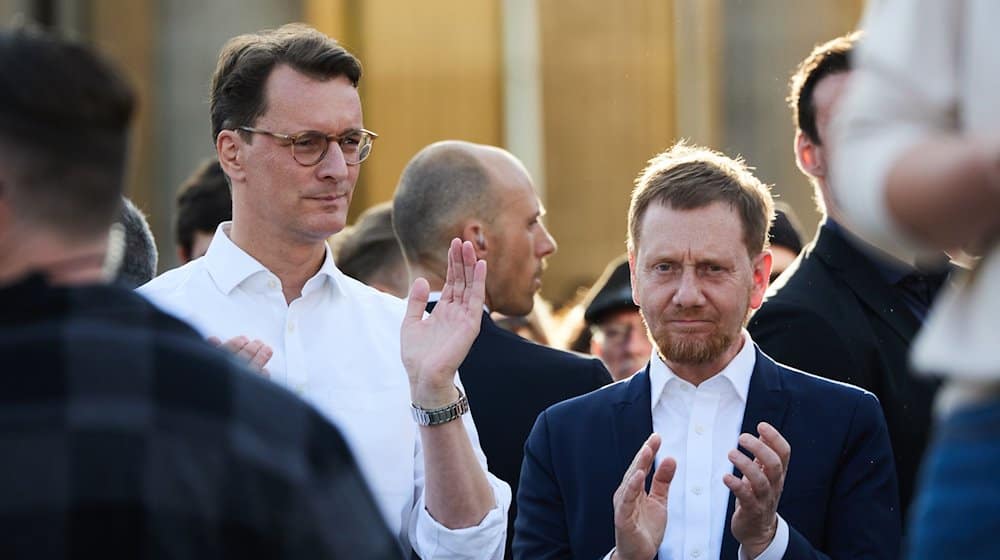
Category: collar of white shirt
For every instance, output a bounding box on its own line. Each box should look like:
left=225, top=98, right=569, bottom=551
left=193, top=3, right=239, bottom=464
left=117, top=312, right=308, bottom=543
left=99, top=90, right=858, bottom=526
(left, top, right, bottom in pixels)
left=648, top=329, right=756, bottom=410
left=202, top=222, right=344, bottom=297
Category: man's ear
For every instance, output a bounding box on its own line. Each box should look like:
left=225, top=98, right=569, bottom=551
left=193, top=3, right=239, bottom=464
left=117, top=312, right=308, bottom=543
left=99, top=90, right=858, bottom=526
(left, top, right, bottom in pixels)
left=749, top=250, right=773, bottom=310
left=216, top=130, right=245, bottom=184
left=461, top=222, right=487, bottom=258
left=795, top=131, right=826, bottom=179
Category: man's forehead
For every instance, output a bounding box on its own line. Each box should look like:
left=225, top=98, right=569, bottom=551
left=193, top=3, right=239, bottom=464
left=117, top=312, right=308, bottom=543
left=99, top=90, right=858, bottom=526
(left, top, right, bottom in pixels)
left=637, top=203, right=747, bottom=257
left=260, top=65, right=362, bottom=130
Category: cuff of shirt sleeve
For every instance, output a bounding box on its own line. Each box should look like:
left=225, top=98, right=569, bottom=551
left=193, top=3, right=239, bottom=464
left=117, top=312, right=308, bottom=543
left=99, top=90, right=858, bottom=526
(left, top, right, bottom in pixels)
left=412, top=475, right=511, bottom=560
left=738, top=515, right=789, bottom=560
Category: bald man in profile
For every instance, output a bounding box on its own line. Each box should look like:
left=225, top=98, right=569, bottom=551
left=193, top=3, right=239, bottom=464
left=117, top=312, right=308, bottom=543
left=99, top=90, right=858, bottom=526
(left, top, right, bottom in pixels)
left=393, top=141, right=612, bottom=558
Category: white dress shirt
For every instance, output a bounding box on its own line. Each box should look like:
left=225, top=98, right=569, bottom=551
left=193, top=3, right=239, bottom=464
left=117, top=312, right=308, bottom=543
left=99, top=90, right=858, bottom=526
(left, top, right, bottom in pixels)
left=832, top=0, right=1000, bottom=403
left=138, top=223, right=511, bottom=559
left=647, top=331, right=788, bottom=560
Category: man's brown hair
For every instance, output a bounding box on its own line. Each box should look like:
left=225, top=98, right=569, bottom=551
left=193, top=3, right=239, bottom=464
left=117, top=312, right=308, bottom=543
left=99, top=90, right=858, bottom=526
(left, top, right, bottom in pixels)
left=627, top=142, right=774, bottom=257
left=210, top=23, right=362, bottom=141
left=788, top=31, right=860, bottom=145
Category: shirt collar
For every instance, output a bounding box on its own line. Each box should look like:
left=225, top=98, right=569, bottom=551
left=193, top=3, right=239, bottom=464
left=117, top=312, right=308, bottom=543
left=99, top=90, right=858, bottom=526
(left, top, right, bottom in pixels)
left=648, top=329, right=756, bottom=410
left=203, top=222, right=344, bottom=296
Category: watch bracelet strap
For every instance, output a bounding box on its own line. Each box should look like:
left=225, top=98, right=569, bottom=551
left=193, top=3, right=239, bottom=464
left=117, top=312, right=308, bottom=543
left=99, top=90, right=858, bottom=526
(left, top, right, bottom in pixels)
left=410, top=385, right=470, bottom=426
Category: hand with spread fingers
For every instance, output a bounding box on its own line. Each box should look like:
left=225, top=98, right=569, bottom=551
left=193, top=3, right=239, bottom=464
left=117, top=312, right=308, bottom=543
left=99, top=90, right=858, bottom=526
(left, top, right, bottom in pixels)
left=401, top=238, right=487, bottom=408
left=208, top=335, right=273, bottom=376
left=611, top=433, right=677, bottom=560
left=723, top=421, right=791, bottom=559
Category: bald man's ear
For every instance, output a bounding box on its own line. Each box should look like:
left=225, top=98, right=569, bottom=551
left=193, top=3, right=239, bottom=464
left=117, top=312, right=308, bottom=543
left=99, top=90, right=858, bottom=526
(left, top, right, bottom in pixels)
left=216, top=130, right=245, bottom=184
left=795, top=131, right=826, bottom=179
left=461, top=222, right=487, bottom=258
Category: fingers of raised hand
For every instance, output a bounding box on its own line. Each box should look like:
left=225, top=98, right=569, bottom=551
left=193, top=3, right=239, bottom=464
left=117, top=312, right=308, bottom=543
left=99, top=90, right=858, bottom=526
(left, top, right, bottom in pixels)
left=648, top=456, right=677, bottom=503
left=460, top=240, right=477, bottom=304
left=450, top=238, right=466, bottom=298
left=614, top=468, right=647, bottom=522
left=738, top=431, right=786, bottom=488
left=622, top=434, right=661, bottom=488
left=727, top=447, right=771, bottom=500
left=238, top=339, right=272, bottom=371
left=440, top=238, right=461, bottom=302
left=758, top=422, right=791, bottom=471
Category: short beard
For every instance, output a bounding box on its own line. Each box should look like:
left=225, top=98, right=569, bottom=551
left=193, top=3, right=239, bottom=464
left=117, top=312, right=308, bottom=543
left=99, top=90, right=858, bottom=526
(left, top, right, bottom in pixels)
left=657, top=330, right=733, bottom=365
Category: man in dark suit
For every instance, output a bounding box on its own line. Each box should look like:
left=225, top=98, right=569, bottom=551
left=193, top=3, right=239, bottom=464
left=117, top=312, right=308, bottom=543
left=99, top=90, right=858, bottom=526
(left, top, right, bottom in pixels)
left=748, top=32, right=948, bottom=520
left=515, top=142, right=900, bottom=559
left=393, top=140, right=612, bottom=558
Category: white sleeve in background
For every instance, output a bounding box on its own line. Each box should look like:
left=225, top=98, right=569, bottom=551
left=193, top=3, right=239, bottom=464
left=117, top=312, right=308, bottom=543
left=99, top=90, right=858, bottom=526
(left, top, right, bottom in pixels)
left=829, top=0, right=961, bottom=263
left=408, top=373, right=512, bottom=560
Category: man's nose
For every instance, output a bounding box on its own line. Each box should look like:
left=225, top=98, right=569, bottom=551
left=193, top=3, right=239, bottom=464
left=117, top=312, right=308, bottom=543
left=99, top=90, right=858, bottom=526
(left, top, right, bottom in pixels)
left=537, top=222, right=557, bottom=257
left=316, top=142, right=350, bottom=182
left=672, top=268, right=705, bottom=307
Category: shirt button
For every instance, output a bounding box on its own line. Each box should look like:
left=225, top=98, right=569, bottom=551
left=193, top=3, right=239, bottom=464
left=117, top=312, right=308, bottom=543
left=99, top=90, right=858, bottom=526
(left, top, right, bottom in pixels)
left=287, top=322, right=296, bottom=333
left=691, top=549, right=701, bottom=558
left=268, top=279, right=278, bottom=289
left=692, top=485, right=703, bottom=495
left=694, top=424, right=705, bottom=435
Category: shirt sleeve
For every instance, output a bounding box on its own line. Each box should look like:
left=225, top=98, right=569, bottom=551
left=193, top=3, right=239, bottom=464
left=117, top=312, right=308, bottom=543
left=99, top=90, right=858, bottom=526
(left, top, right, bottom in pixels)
left=737, top=515, right=789, bottom=560
left=408, top=373, right=513, bottom=560
left=829, top=0, right=962, bottom=261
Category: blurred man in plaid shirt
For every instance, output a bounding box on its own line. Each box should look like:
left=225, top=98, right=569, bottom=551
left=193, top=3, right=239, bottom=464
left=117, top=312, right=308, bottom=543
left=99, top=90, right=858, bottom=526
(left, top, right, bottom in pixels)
left=0, top=25, right=401, bottom=559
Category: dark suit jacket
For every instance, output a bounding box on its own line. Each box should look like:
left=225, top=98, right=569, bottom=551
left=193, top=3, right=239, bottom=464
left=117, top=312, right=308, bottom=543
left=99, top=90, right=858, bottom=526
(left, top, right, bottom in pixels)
left=429, top=304, right=612, bottom=559
left=514, top=348, right=900, bottom=559
left=749, top=224, right=941, bottom=518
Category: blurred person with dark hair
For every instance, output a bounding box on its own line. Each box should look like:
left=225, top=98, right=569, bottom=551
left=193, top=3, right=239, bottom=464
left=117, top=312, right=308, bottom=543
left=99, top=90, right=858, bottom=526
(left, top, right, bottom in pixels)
left=583, top=255, right=653, bottom=381
left=767, top=202, right=804, bottom=282
left=113, top=196, right=159, bottom=288
left=749, top=31, right=949, bottom=521
left=393, top=140, right=611, bottom=558
left=331, top=201, right=408, bottom=297
left=139, top=24, right=509, bottom=558
left=515, top=142, right=899, bottom=560
left=832, top=2, right=1000, bottom=557
left=175, top=157, right=231, bottom=263
left=0, top=24, right=400, bottom=559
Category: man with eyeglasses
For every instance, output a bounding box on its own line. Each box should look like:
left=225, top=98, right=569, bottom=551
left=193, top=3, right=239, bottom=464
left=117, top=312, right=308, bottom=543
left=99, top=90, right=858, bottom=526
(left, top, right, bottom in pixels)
left=583, top=255, right=654, bottom=381
left=140, top=24, right=511, bottom=559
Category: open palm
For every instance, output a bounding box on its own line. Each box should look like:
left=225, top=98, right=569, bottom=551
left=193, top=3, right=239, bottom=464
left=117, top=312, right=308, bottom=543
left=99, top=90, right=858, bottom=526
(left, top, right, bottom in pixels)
left=401, top=239, right=487, bottom=402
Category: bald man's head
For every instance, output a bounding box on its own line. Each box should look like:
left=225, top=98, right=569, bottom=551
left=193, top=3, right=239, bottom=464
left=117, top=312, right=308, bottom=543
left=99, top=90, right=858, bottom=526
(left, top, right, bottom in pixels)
left=393, top=141, right=503, bottom=267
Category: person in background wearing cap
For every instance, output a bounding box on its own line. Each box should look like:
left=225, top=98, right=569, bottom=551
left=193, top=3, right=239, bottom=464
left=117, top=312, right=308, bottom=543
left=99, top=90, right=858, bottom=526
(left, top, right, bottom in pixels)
left=767, top=203, right=805, bottom=283
left=584, top=255, right=654, bottom=381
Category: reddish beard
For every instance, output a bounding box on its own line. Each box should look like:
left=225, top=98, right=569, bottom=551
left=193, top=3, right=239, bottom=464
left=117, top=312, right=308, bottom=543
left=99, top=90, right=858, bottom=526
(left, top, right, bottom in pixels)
left=655, top=328, right=734, bottom=365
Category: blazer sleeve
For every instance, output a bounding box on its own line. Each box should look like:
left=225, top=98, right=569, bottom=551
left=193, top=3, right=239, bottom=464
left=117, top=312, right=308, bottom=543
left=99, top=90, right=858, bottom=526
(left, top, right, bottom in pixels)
left=513, top=410, right=573, bottom=560
left=785, top=392, right=902, bottom=560
left=750, top=302, right=872, bottom=390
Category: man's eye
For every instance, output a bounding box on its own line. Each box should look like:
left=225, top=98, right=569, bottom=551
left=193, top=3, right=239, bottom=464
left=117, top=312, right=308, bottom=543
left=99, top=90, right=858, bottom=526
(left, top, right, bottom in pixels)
left=653, top=263, right=673, bottom=273
left=294, top=135, right=323, bottom=148
left=340, top=134, right=362, bottom=147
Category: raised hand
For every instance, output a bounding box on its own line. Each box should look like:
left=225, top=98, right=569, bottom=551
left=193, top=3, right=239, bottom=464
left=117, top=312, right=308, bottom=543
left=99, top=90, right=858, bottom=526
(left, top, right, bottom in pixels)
left=612, top=433, right=677, bottom=560
left=724, top=422, right=791, bottom=558
left=208, top=335, right=273, bottom=376
left=401, top=238, right=487, bottom=408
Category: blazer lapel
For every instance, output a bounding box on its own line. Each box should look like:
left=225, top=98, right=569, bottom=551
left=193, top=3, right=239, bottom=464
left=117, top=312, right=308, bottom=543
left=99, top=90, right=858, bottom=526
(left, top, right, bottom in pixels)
left=721, top=349, right=789, bottom=559
left=612, top=365, right=655, bottom=491
left=813, top=224, right=921, bottom=342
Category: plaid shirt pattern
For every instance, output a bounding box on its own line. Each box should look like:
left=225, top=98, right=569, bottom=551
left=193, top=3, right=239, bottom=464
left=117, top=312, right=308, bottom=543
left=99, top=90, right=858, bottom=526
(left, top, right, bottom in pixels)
left=0, top=275, right=402, bottom=559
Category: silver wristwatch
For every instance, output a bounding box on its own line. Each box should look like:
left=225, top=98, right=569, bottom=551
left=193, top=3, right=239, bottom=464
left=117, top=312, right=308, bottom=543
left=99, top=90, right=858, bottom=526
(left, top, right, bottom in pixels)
left=411, top=386, right=470, bottom=426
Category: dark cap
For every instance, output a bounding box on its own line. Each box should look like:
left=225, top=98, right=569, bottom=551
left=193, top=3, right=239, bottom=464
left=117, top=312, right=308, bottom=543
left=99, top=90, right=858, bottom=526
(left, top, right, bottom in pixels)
left=583, top=255, right=638, bottom=324
left=769, top=202, right=804, bottom=254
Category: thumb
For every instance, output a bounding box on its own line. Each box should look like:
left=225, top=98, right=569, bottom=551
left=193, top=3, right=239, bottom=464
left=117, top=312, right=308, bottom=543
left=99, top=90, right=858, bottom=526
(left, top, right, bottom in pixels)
left=404, top=277, right=430, bottom=326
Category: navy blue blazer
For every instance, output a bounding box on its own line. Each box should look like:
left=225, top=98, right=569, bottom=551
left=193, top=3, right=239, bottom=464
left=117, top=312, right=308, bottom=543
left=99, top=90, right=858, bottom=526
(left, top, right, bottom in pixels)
left=428, top=305, right=611, bottom=559
left=514, top=347, right=900, bottom=559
